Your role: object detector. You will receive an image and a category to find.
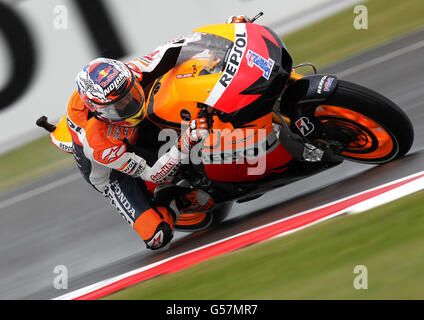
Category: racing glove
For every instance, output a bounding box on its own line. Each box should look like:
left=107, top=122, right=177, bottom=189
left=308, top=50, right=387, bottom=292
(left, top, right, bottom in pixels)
left=178, top=118, right=210, bottom=154
left=226, top=15, right=250, bottom=23
left=103, top=118, right=209, bottom=184
left=129, top=118, right=209, bottom=183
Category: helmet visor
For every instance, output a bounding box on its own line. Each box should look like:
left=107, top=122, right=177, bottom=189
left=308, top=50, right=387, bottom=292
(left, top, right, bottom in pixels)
left=89, top=80, right=145, bottom=121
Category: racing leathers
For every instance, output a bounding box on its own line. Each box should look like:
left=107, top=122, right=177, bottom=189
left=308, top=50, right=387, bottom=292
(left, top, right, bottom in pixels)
left=67, top=36, right=196, bottom=250
left=67, top=16, right=246, bottom=250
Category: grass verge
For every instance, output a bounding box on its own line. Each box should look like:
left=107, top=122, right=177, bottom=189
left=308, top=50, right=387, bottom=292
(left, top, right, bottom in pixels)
left=2, top=0, right=424, bottom=192
left=105, top=190, right=424, bottom=299
left=283, top=0, right=424, bottom=68
left=0, top=135, right=74, bottom=193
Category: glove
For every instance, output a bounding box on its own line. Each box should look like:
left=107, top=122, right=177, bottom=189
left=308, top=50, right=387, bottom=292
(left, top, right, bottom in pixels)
left=226, top=15, right=250, bottom=24
left=178, top=118, right=210, bottom=154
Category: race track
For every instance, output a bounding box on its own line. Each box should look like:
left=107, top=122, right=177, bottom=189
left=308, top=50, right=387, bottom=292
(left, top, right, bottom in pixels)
left=0, top=28, right=423, bottom=300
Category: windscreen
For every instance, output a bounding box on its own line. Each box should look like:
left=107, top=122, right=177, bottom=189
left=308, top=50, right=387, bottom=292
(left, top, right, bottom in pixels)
left=176, top=33, right=233, bottom=76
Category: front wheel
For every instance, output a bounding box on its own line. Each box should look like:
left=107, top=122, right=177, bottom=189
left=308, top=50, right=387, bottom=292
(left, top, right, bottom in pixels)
left=292, top=80, right=414, bottom=164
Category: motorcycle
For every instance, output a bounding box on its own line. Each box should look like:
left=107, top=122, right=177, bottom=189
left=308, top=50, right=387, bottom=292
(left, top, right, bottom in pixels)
left=37, top=14, right=414, bottom=230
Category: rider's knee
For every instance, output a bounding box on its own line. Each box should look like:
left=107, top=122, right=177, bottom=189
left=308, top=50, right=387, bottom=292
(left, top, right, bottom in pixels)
left=133, top=207, right=175, bottom=250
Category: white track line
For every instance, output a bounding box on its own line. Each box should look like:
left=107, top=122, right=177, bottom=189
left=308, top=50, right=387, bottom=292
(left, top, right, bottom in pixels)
left=338, top=40, right=424, bottom=78
left=348, top=176, right=424, bottom=214
left=54, top=170, right=424, bottom=300
left=0, top=173, right=80, bottom=211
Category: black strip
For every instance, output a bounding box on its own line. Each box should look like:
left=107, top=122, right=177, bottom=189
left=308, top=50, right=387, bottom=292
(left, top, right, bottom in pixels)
left=140, top=46, right=182, bottom=88
left=146, top=79, right=184, bottom=130
left=0, top=2, right=37, bottom=110
left=72, top=0, right=127, bottom=59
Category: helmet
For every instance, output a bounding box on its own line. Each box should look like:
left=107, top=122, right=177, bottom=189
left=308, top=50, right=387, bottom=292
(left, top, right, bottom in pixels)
left=76, top=58, right=146, bottom=127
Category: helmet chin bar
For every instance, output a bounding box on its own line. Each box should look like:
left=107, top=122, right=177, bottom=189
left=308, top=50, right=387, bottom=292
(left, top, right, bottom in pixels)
left=93, top=113, right=109, bottom=123
left=93, top=111, right=143, bottom=127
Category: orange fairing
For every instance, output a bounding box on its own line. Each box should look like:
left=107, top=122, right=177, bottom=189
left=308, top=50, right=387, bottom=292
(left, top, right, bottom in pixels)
left=50, top=115, right=73, bottom=153
left=315, top=105, right=394, bottom=159
left=145, top=56, right=221, bottom=129
left=146, top=22, right=288, bottom=126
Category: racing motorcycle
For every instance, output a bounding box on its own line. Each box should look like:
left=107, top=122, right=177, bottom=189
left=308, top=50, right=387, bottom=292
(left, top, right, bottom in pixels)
left=37, top=13, right=414, bottom=229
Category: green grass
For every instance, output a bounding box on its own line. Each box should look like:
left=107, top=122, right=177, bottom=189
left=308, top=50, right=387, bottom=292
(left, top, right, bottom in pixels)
left=0, top=135, right=74, bottom=193
left=2, top=0, right=424, bottom=193
left=283, top=0, right=424, bottom=68
left=105, top=190, right=424, bottom=300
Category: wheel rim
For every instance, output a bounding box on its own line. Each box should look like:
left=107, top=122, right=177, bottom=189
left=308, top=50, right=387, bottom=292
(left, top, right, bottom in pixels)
left=314, top=105, right=395, bottom=160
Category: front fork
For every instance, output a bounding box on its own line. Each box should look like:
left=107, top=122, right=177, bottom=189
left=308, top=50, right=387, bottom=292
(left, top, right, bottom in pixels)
left=272, top=69, right=341, bottom=163
left=271, top=69, right=304, bottom=127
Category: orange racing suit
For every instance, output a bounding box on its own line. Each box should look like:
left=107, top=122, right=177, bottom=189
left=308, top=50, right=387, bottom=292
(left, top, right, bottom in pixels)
left=67, top=17, right=247, bottom=250
left=67, top=37, right=188, bottom=250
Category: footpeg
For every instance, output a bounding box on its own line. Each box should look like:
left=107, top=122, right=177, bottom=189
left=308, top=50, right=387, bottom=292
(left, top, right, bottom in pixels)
left=303, top=143, right=324, bottom=162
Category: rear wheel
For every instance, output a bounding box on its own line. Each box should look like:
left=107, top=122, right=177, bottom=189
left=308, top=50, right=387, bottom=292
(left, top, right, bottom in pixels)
left=293, top=80, right=414, bottom=164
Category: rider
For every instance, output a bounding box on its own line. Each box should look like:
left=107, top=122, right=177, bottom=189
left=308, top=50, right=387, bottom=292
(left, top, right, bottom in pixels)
left=66, top=15, right=249, bottom=250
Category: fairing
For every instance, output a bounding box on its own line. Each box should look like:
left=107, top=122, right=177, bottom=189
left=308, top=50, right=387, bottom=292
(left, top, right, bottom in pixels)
left=146, top=23, right=292, bottom=128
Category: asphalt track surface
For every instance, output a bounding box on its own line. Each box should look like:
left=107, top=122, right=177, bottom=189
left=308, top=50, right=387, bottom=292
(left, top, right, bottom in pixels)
left=1, top=28, right=423, bottom=300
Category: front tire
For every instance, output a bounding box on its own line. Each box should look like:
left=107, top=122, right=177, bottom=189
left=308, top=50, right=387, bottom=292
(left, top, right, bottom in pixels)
left=293, top=80, right=414, bottom=164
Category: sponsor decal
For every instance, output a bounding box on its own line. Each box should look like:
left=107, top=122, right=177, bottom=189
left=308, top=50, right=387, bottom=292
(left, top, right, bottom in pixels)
left=205, top=23, right=247, bottom=107
left=122, top=127, right=129, bottom=139
left=245, top=50, right=275, bottom=80
left=113, top=126, right=121, bottom=140
left=324, top=77, right=334, bottom=92
left=317, top=76, right=327, bottom=94
left=149, top=157, right=179, bottom=182
left=218, top=30, right=247, bottom=88
left=138, top=50, right=160, bottom=65
left=98, top=67, right=119, bottom=88
left=102, top=144, right=125, bottom=162
left=147, top=230, right=164, bottom=249
left=121, top=159, right=137, bottom=174
left=59, top=142, right=74, bottom=153
left=133, top=161, right=146, bottom=177
left=107, top=125, right=113, bottom=138
left=66, top=116, right=82, bottom=134
left=103, top=72, right=126, bottom=96
left=317, top=75, right=335, bottom=94
left=146, top=50, right=159, bottom=59
left=176, top=73, right=194, bottom=79
left=125, top=62, right=141, bottom=79
left=107, top=181, right=137, bottom=224
left=295, top=117, right=315, bottom=136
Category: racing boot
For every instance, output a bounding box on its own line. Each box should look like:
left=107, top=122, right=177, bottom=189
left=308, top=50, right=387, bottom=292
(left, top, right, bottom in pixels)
left=175, top=189, right=215, bottom=232
left=153, top=183, right=214, bottom=232
left=133, top=203, right=178, bottom=250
